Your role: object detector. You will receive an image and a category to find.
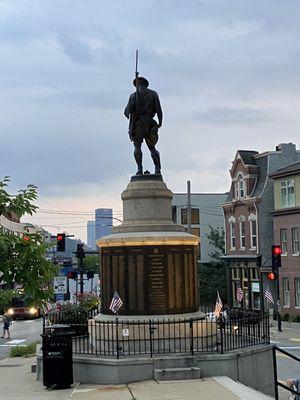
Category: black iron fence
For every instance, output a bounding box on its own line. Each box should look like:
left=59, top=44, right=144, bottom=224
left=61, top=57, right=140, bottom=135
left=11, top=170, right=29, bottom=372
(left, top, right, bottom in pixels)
left=71, top=313, right=270, bottom=358
left=43, top=309, right=270, bottom=358
left=44, top=309, right=99, bottom=337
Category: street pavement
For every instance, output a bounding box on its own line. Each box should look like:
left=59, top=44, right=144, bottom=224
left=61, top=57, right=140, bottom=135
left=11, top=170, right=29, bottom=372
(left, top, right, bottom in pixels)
left=0, top=317, right=43, bottom=359
left=1, top=318, right=299, bottom=399
left=0, top=356, right=273, bottom=400
left=270, top=324, right=300, bottom=399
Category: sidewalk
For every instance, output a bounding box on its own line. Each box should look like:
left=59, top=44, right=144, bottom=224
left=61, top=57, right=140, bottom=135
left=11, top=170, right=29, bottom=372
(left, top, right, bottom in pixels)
left=0, top=356, right=274, bottom=400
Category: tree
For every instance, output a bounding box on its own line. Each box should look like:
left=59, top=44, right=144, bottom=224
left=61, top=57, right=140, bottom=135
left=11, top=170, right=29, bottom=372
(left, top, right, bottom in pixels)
left=0, top=177, right=57, bottom=304
left=83, top=254, right=101, bottom=274
left=198, top=226, right=227, bottom=305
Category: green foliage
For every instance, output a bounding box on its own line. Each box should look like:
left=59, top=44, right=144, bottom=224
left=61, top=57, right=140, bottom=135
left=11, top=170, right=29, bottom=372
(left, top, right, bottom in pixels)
left=10, top=341, right=39, bottom=357
left=282, top=313, right=290, bottom=321
left=0, top=176, right=38, bottom=218
left=207, top=226, right=225, bottom=262
left=0, top=290, right=20, bottom=314
left=83, top=254, right=100, bottom=273
left=292, top=315, right=300, bottom=323
left=198, top=226, right=227, bottom=305
left=76, top=292, right=100, bottom=312
left=0, top=177, right=57, bottom=304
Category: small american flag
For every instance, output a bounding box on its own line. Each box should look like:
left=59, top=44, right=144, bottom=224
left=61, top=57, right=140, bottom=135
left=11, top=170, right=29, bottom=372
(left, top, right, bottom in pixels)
left=265, top=288, right=274, bottom=304
left=237, top=287, right=244, bottom=302
left=109, top=291, right=123, bottom=314
left=214, top=291, right=223, bottom=317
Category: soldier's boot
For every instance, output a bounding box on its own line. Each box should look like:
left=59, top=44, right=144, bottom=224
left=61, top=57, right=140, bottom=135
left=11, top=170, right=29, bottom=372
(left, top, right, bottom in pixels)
left=151, top=148, right=161, bottom=174
left=134, top=145, right=143, bottom=175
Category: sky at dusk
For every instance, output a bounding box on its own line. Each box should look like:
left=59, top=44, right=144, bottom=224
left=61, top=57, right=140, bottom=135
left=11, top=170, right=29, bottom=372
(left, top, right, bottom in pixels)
left=2, top=0, right=300, bottom=242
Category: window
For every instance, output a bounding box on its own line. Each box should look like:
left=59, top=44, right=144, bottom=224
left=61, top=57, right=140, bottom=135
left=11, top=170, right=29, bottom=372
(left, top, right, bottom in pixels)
left=181, top=208, right=200, bottom=224
left=240, top=221, right=246, bottom=249
left=295, top=279, right=300, bottom=307
left=280, top=228, right=288, bottom=254
left=282, top=278, right=290, bottom=307
left=281, top=179, right=295, bottom=208
left=235, top=173, right=246, bottom=199
left=230, top=222, right=236, bottom=249
left=250, top=220, right=257, bottom=249
left=292, top=227, right=300, bottom=254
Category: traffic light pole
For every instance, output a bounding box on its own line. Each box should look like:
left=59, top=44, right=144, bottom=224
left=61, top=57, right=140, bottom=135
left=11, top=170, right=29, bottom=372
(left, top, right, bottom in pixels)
left=79, top=252, right=84, bottom=294
left=276, top=264, right=282, bottom=332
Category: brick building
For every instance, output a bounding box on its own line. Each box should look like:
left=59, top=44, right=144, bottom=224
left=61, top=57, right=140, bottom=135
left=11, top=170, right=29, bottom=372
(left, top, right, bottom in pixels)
left=269, top=161, right=300, bottom=318
left=222, top=143, right=300, bottom=311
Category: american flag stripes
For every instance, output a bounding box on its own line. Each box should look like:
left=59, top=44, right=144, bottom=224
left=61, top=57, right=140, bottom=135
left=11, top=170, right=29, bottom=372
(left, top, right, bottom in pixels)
left=265, top=288, right=274, bottom=304
left=109, top=291, right=123, bottom=314
left=237, top=287, right=244, bottom=302
left=214, top=291, right=223, bottom=317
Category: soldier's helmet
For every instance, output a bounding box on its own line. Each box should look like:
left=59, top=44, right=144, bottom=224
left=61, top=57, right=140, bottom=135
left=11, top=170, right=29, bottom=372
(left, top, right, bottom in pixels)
left=133, top=77, right=149, bottom=87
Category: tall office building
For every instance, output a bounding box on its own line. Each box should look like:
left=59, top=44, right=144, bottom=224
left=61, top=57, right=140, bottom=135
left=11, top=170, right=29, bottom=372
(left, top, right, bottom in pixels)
left=87, top=220, right=96, bottom=250
left=95, top=208, right=112, bottom=242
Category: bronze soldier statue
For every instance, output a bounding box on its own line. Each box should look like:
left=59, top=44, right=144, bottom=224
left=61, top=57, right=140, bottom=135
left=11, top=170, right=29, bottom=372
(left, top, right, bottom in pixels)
left=124, top=76, right=163, bottom=175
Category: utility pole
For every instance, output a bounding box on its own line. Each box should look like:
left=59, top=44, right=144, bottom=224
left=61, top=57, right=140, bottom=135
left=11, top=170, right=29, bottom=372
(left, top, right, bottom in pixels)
left=187, top=180, right=192, bottom=233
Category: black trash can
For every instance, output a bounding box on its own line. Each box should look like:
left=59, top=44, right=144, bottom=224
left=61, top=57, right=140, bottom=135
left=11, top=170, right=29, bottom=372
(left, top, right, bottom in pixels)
left=41, top=324, right=73, bottom=389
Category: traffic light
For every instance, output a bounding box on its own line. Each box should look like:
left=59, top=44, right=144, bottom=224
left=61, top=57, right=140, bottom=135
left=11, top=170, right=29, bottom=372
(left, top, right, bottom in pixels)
left=56, top=233, right=66, bottom=252
left=272, top=245, right=282, bottom=268
left=267, top=271, right=277, bottom=280
left=87, top=271, right=94, bottom=279
left=76, top=243, right=85, bottom=258
left=67, top=271, right=78, bottom=280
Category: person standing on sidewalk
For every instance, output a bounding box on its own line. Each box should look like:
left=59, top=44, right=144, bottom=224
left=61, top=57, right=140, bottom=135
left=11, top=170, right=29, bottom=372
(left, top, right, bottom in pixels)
left=1, top=312, right=12, bottom=339
left=286, top=378, right=300, bottom=400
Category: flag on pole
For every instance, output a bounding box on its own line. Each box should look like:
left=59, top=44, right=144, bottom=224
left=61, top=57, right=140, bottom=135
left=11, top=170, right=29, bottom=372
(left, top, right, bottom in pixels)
left=265, top=288, right=274, bottom=304
left=109, top=291, right=123, bottom=314
left=237, top=286, right=244, bottom=302
left=214, top=291, right=223, bottom=317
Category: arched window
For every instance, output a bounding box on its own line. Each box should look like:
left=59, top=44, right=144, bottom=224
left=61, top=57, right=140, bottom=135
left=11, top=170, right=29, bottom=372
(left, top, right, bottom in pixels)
left=235, top=172, right=246, bottom=199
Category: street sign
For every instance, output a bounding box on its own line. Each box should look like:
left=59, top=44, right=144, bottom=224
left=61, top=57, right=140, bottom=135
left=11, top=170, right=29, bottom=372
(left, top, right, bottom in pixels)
left=54, top=276, right=67, bottom=294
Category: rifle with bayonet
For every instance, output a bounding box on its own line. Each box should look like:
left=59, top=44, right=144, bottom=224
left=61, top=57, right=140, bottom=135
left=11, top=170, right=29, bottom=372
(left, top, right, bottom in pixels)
left=128, top=50, right=139, bottom=141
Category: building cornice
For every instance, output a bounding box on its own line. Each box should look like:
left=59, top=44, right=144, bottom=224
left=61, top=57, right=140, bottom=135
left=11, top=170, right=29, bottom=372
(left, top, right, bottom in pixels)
left=271, top=207, right=300, bottom=216
left=221, top=197, right=261, bottom=208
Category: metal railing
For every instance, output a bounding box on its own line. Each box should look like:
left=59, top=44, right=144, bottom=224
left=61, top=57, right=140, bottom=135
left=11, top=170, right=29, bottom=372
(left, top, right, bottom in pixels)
left=273, top=346, right=300, bottom=400
left=69, top=312, right=270, bottom=358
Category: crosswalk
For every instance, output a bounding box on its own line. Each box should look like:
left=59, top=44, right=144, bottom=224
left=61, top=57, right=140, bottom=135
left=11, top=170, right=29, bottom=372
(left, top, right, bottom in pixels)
left=0, top=339, right=26, bottom=347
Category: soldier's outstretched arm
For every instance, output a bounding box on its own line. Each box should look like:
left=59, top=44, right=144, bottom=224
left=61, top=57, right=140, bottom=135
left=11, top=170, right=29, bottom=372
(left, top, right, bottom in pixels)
left=155, top=93, right=163, bottom=127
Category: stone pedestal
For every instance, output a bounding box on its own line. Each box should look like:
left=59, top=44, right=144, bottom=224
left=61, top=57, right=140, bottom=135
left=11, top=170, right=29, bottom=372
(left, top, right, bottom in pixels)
left=97, top=174, right=200, bottom=316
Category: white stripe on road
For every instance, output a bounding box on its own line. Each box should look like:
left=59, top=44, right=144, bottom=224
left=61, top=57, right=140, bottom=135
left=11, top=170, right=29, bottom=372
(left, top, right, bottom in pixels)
left=5, top=340, right=26, bottom=345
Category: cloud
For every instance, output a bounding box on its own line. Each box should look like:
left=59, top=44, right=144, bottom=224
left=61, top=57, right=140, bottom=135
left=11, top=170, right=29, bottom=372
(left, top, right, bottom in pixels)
left=193, top=107, right=274, bottom=125
left=1, top=0, right=300, bottom=241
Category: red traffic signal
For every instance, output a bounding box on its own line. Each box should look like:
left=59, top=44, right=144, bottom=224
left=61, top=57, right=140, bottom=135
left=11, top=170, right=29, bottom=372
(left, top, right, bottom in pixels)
left=272, top=246, right=282, bottom=255
left=67, top=271, right=77, bottom=280
left=272, top=245, right=282, bottom=268
left=267, top=272, right=277, bottom=280
left=56, top=233, right=66, bottom=252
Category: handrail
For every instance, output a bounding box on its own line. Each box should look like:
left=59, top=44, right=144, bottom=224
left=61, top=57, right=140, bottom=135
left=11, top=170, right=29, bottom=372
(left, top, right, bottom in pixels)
left=273, top=345, right=300, bottom=400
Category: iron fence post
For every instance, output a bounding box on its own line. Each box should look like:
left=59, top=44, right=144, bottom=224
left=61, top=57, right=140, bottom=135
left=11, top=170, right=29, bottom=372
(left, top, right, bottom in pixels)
left=273, top=346, right=279, bottom=400
left=218, top=317, right=224, bottom=354
left=116, top=317, right=120, bottom=359
left=190, top=319, right=194, bottom=355
left=149, top=319, right=153, bottom=358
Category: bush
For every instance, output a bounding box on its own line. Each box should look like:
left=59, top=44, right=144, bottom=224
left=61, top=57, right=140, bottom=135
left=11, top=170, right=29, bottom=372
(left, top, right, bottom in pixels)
left=292, top=315, right=300, bottom=323
left=10, top=342, right=38, bottom=357
left=282, top=313, right=290, bottom=321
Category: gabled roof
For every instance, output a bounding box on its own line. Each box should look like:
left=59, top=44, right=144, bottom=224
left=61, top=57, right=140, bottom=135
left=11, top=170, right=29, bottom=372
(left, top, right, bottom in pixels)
left=238, top=150, right=259, bottom=166
left=269, top=161, right=300, bottom=178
